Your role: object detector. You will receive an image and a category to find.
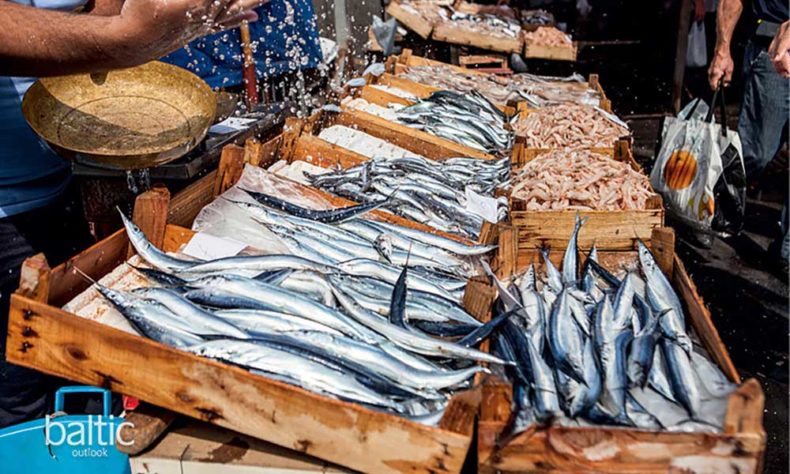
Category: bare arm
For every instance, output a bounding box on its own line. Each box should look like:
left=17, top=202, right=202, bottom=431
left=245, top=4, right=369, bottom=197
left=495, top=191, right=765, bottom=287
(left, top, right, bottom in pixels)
left=0, top=2, right=132, bottom=76
left=0, top=0, right=262, bottom=77
left=708, top=0, right=743, bottom=88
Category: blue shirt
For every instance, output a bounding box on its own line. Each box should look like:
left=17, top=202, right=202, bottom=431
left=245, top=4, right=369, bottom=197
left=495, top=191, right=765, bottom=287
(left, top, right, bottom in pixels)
left=0, top=0, right=84, bottom=218
left=162, top=0, right=323, bottom=89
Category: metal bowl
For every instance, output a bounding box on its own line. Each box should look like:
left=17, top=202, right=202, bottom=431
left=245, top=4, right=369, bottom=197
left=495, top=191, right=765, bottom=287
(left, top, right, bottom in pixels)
left=22, top=61, right=217, bottom=170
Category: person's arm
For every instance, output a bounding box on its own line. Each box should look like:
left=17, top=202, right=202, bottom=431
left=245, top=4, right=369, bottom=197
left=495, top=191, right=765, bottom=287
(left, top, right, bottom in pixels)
left=768, top=21, right=790, bottom=77
left=708, top=0, right=743, bottom=88
left=0, top=0, right=261, bottom=77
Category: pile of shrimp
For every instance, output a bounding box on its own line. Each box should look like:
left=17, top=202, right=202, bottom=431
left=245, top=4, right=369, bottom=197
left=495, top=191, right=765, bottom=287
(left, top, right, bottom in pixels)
left=511, top=150, right=653, bottom=211
left=513, top=103, right=629, bottom=148
left=523, top=26, right=573, bottom=47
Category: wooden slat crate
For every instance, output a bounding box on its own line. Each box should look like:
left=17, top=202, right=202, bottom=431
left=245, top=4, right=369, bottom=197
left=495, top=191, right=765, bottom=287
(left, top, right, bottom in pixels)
left=504, top=140, right=664, bottom=268
left=432, top=22, right=524, bottom=54
left=477, top=227, right=765, bottom=473
left=387, top=49, right=607, bottom=112
left=511, top=116, right=627, bottom=166
left=286, top=108, right=498, bottom=162
left=369, top=72, right=518, bottom=116
left=523, top=40, right=578, bottom=62
left=276, top=122, right=498, bottom=244
left=6, top=139, right=499, bottom=474
left=385, top=0, right=436, bottom=39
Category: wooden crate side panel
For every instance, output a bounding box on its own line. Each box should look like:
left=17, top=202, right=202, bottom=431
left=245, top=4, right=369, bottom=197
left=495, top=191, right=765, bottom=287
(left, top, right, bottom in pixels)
left=673, top=254, right=740, bottom=384
left=523, top=41, right=578, bottom=61
left=168, top=171, right=217, bottom=227
left=386, top=1, right=434, bottom=39
left=334, top=109, right=495, bottom=161
left=378, top=73, right=442, bottom=99
left=432, top=23, right=523, bottom=53
left=481, top=424, right=762, bottom=473
left=6, top=296, right=471, bottom=474
left=48, top=229, right=128, bottom=307
left=290, top=134, right=368, bottom=169
left=509, top=209, right=664, bottom=252
left=356, top=85, right=414, bottom=107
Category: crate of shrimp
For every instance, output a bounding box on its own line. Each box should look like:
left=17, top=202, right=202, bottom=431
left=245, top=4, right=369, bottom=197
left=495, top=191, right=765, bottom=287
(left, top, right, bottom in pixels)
left=522, top=26, right=578, bottom=61
left=511, top=102, right=630, bottom=166
left=477, top=225, right=765, bottom=473
left=5, top=142, right=510, bottom=474
left=498, top=146, right=664, bottom=274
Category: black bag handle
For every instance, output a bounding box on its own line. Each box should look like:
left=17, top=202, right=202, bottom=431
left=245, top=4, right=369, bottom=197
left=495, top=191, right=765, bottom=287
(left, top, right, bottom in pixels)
left=705, top=80, right=729, bottom=137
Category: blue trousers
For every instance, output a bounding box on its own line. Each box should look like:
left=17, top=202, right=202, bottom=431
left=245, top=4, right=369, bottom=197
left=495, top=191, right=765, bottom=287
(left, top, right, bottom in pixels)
left=738, top=38, right=789, bottom=259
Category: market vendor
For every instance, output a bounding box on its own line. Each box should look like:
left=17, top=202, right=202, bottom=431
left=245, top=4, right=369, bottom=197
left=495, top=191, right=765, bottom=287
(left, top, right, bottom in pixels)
left=162, top=0, right=322, bottom=97
left=709, top=0, right=789, bottom=272
left=0, top=0, right=266, bottom=428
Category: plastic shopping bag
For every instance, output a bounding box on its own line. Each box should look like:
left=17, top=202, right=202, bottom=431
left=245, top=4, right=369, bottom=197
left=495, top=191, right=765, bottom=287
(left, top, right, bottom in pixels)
left=651, top=90, right=745, bottom=235
left=686, top=21, right=708, bottom=68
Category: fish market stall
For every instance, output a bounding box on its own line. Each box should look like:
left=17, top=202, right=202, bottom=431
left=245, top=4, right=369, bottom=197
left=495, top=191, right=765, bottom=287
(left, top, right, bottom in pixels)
left=6, top=140, right=503, bottom=474
left=477, top=225, right=766, bottom=473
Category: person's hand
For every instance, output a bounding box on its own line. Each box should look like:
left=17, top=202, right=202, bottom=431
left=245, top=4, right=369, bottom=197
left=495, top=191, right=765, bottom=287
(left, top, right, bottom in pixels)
left=114, top=0, right=267, bottom=61
left=694, top=0, right=705, bottom=22
left=768, top=21, right=790, bottom=78
left=708, top=47, right=734, bottom=89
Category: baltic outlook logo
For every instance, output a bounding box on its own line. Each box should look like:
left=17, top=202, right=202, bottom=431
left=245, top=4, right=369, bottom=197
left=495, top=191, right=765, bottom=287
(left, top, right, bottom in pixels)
left=44, top=415, right=134, bottom=458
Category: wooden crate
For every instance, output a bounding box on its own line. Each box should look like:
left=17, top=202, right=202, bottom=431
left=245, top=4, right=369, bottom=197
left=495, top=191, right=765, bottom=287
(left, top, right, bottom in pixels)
left=511, top=106, right=626, bottom=166
left=477, top=227, right=766, bottom=473
left=288, top=108, right=498, bottom=162
left=589, top=73, right=613, bottom=113
left=388, top=49, right=605, bottom=111
left=6, top=140, right=498, bottom=474
left=523, top=40, right=578, bottom=61
left=505, top=140, right=664, bottom=269
left=385, top=0, right=436, bottom=39
left=432, top=22, right=524, bottom=54
left=371, top=72, right=518, bottom=116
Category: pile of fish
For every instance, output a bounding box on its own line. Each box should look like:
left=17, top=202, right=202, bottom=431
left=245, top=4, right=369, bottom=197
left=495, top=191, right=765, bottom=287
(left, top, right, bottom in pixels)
left=396, top=90, right=513, bottom=155
left=510, top=150, right=654, bottom=211
left=523, top=26, right=573, bottom=48
left=398, top=65, right=601, bottom=107
left=309, top=155, right=510, bottom=239
left=486, top=218, right=736, bottom=433
left=439, top=9, right=522, bottom=39
left=513, top=103, right=629, bottom=148
left=520, top=9, right=554, bottom=27
left=506, top=73, right=600, bottom=107
left=92, top=205, right=509, bottom=424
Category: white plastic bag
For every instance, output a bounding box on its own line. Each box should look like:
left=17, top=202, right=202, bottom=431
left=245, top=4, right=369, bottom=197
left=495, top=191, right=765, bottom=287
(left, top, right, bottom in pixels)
left=651, top=95, right=744, bottom=234
left=686, top=21, right=708, bottom=68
